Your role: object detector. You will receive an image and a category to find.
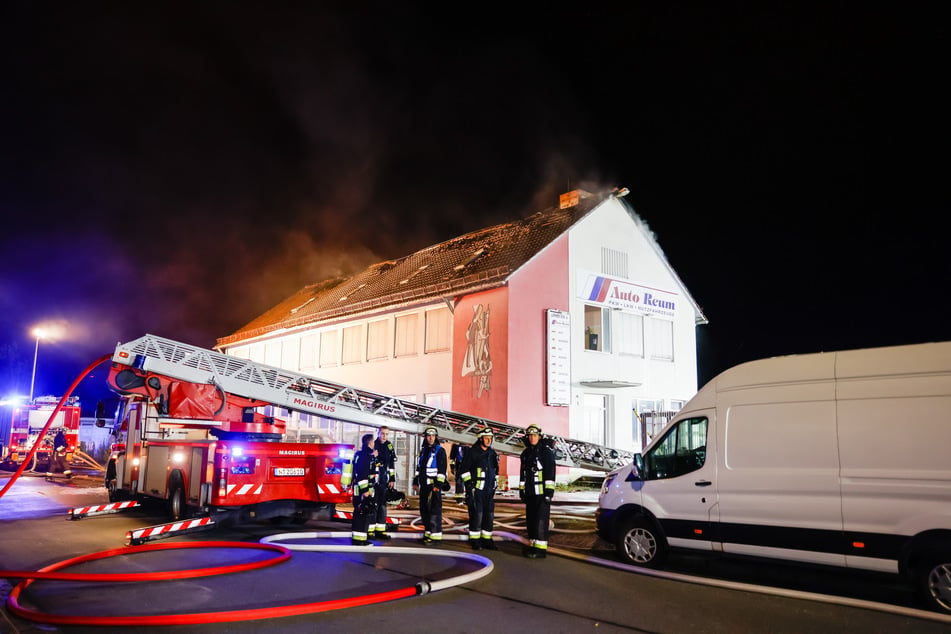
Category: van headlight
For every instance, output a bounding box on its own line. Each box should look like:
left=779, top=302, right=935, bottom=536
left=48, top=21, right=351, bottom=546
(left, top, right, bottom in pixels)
left=601, top=472, right=617, bottom=494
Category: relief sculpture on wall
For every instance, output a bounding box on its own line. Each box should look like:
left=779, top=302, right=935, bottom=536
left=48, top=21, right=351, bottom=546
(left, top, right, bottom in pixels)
left=461, top=303, right=492, bottom=398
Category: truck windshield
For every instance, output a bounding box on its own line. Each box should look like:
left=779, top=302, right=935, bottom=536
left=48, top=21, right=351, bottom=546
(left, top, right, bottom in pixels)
left=643, top=416, right=708, bottom=480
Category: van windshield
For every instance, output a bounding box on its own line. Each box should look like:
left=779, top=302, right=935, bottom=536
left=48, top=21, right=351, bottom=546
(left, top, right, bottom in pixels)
left=643, top=416, right=708, bottom=479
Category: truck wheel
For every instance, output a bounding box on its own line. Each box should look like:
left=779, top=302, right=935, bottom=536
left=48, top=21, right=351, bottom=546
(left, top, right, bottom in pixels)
left=615, top=515, right=668, bottom=568
left=918, top=550, right=951, bottom=614
left=167, top=477, right=187, bottom=521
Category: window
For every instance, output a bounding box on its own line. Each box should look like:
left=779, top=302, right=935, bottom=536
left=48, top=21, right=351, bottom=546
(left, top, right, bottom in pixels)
left=425, top=393, right=451, bottom=410
left=601, top=247, right=629, bottom=279
left=342, top=325, right=363, bottom=364
left=425, top=307, right=451, bottom=353
left=300, top=334, right=318, bottom=371
left=367, top=319, right=389, bottom=361
left=319, top=331, right=338, bottom=368
left=584, top=305, right=611, bottom=352
left=281, top=338, right=300, bottom=370
left=395, top=313, right=418, bottom=357
left=265, top=341, right=281, bottom=367
left=651, top=319, right=674, bottom=361
left=615, top=311, right=644, bottom=356
left=643, top=417, right=708, bottom=480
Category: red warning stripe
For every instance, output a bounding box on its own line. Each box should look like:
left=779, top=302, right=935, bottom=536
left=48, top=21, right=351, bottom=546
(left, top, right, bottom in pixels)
left=332, top=510, right=399, bottom=525
left=70, top=500, right=140, bottom=515
left=128, top=517, right=214, bottom=541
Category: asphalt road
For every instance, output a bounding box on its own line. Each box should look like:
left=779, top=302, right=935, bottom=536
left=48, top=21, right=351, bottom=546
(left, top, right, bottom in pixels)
left=1, top=471, right=950, bottom=633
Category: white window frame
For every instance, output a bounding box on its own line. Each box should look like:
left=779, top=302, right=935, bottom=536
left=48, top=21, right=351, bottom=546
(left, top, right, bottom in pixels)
left=281, top=338, right=300, bottom=370
left=319, top=330, right=339, bottom=368
left=584, top=304, right=611, bottom=352
left=300, top=334, right=318, bottom=371
left=395, top=313, right=418, bottom=357
left=615, top=311, right=644, bottom=357
left=651, top=319, right=674, bottom=361
left=342, top=325, right=364, bottom=365
left=367, top=319, right=389, bottom=361
left=265, top=341, right=282, bottom=367
left=424, top=307, right=451, bottom=353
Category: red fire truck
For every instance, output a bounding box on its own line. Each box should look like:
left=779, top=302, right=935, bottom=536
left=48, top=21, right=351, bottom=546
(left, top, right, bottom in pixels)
left=103, top=363, right=355, bottom=525
left=1, top=396, right=80, bottom=473
left=97, top=335, right=632, bottom=537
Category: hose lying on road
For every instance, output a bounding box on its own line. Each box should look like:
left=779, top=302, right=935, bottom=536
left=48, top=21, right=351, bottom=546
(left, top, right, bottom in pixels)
left=3, top=534, right=494, bottom=627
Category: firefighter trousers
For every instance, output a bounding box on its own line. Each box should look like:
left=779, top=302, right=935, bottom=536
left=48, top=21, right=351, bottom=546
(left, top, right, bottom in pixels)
left=467, top=487, right=495, bottom=538
left=372, top=476, right=391, bottom=532
left=418, top=485, right=443, bottom=537
left=524, top=495, right=551, bottom=545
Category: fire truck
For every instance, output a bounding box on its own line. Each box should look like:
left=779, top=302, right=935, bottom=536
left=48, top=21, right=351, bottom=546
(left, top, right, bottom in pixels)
left=1, top=396, right=80, bottom=473
left=100, top=335, right=633, bottom=532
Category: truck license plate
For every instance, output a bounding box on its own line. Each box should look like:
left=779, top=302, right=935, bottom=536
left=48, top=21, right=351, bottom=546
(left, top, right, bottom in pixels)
left=273, top=467, right=305, bottom=477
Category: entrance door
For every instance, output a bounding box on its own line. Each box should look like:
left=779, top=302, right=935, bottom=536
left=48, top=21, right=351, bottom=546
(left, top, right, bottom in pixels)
left=582, top=394, right=607, bottom=446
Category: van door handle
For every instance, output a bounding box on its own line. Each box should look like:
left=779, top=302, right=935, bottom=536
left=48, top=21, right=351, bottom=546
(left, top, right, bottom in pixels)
left=695, top=480, right=712, bottom=487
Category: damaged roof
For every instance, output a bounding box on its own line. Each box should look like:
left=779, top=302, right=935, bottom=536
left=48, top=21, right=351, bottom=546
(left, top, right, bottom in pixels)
left=217, top=189, right=704, bottom=347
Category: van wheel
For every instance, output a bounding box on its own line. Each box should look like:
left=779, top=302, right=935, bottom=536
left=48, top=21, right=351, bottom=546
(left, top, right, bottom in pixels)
left=616, top=516, right=668, bottom=568
left=918, top=550, right=951, bottom=614
left=167, top=476, right=187, bottom=521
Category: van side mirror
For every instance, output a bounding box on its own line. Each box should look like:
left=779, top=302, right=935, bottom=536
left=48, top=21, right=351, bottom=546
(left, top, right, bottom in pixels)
left=626, top=453, right=645, bottom=481
left=95, top=400, right=106, bottom=427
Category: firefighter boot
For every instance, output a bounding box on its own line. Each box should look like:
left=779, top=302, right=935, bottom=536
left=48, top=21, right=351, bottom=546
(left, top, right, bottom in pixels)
left=469, top=538, right=482, bottom=551
left=481, top=538, right=498, bottom=550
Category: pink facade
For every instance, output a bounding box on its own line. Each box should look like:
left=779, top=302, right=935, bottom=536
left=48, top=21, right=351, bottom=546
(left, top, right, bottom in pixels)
left=451, top=235, right=571, bottom=477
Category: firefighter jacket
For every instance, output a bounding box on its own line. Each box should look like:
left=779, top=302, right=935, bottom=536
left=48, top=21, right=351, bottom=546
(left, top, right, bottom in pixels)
left=414, top=442, right=449, bottom=490
left=374, top=437, right=397, bottom=482
left=352, top=446, right=378, bottom=497
left=459, top=442, right=499, bottom=492
left=53, top=430, right=67, bottom=454
left=519, top=441, right=556, bottom=499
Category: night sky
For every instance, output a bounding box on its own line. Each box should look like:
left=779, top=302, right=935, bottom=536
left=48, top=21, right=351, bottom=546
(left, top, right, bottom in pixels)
left=1, top=4, right=947, bottom=413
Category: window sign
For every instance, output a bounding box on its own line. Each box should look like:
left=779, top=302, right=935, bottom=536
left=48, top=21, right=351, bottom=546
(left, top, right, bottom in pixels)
left=577, top=270, right=678, bottom=319
left=546, top=309, right=571, bottom=406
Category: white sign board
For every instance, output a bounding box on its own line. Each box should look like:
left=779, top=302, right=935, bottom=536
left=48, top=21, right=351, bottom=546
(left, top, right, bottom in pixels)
left=546, top=309, right=571, bottom=406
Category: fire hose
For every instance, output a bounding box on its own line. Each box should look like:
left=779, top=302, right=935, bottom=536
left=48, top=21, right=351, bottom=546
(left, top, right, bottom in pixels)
left=4, top=535, right=494, bottom=626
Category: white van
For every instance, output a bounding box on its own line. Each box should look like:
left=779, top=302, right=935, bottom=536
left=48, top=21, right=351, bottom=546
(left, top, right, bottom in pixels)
left=596, top=341, right=951, bottom=613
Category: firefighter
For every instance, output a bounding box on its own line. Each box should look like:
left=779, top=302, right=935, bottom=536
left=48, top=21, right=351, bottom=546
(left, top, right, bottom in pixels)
left=519, top=424, right=556, bottom=558
left=49, top=429, right=69, bottom=477
left=351, top=433, right=377, bottom=546
left=459, top=427, right=499, bottom=550
left=413, top=427, right=449, bottom=544
left=449, top=442, right=467, bottom=502
left=370, top=426, right=396, bottom=539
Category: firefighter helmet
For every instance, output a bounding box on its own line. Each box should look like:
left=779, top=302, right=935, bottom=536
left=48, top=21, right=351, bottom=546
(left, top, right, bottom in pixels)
left=526, top=424, right=542, bottom=435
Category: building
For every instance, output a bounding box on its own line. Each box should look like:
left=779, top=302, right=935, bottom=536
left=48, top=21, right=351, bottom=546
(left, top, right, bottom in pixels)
left=216, top=188, right=707, bottom=484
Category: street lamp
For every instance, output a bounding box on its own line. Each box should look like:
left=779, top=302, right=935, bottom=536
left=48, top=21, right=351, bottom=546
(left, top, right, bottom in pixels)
left=29, top=327, right=47, bottom=402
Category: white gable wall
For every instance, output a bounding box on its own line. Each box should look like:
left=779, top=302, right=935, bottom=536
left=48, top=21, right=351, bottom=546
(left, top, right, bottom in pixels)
left=567, top=198, right=699, bottom=454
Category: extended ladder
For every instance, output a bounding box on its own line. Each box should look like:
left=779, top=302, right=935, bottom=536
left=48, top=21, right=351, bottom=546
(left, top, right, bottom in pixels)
left=112, top=334, right=633, bottom=471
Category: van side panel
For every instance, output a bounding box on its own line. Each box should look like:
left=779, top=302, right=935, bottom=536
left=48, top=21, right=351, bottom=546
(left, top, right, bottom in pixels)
left=718, top=397, right=844, bottom=565
left=836, top=374, right=951, bottom=562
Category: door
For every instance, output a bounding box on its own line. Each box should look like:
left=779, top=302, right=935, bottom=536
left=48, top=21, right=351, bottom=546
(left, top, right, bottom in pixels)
left=582, top=394, right=607, bottom=446
left=639, top=410, right=719, bottom=549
